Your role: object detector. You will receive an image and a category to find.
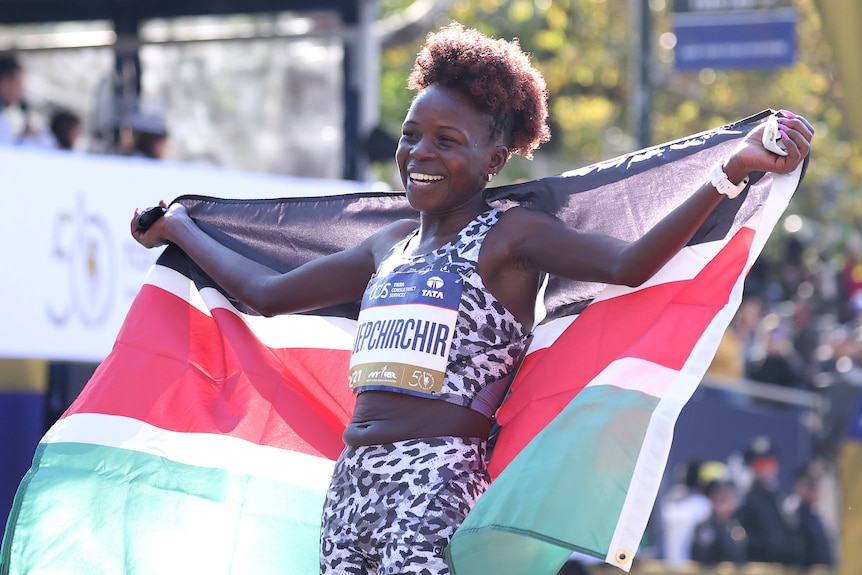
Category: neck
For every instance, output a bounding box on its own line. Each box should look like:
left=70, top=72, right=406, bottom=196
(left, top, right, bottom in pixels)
left=410, top=203, right=489, bottom=256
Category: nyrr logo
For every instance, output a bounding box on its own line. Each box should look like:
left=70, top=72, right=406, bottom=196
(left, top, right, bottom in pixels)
left=368, top=365, right=397, bottom=381
left=423, top=275, right=445, bottom=299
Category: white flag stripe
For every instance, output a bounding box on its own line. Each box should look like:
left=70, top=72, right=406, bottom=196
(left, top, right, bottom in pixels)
left=42, top=413, right=336, bottom=491
left=582, top=357, right=698, bottom=399
left=529, top=316, right=578, bottom=353
left=145, top=264, right=357, bottom=350
left=145, top=264, right=211, bottom=315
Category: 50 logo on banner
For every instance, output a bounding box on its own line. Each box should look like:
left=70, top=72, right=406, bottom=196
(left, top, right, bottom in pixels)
left=45, top=194, right=117, bottom=327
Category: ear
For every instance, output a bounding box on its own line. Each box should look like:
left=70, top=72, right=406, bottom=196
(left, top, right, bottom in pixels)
left=487, top=145, right=509, bottom=176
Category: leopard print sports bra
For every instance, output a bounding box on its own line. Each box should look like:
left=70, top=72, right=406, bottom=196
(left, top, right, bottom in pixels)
left=348, top=208, right=530, bottom=418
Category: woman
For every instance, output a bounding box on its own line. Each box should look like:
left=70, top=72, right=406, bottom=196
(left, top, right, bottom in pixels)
left=132, top=22, right=813, bottom=575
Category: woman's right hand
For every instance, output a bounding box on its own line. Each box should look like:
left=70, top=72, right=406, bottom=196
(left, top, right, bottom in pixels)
left=130, top=200, right=189, bottom=249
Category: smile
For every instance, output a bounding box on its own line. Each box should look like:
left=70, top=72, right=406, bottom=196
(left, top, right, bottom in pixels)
left=409, top=172, right=444, bottom=186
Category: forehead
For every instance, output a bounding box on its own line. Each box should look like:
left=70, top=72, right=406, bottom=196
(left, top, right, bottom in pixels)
left=405, top=85, right=489, bottom=131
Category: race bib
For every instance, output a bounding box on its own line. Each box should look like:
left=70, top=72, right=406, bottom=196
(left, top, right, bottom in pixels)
left=349, top=271, right=462, bottom=397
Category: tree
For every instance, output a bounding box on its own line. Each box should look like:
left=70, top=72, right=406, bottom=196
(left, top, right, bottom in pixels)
left=376, top=0, right=861, bottom=242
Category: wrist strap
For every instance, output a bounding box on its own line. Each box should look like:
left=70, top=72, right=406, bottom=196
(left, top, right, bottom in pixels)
left=709, top=162, right=749, bottom=199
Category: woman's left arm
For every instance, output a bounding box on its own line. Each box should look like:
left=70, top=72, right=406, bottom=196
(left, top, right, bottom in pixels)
left=515, top=113, right=814, bottom=287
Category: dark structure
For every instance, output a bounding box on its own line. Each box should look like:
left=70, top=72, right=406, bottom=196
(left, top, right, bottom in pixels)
left=0, top=0, right=373, bottom=179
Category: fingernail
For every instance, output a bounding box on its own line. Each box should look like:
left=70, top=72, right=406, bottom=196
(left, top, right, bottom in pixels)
left=778, top=126, right=788, bottom=138
left=780, top=109, right=796, bottom=119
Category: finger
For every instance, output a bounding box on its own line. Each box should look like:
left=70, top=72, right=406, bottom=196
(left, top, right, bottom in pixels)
left=779, top=116, right=814, bottom=142
left=781, top=123, right=811, bottom=158
left=771, top=125, right=801, bottom=161
left=779, top=109, right=815, bottom=133
left=781, top=118, right=814, bottom=143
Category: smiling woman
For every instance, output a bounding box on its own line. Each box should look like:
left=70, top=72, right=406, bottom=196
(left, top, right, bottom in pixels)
left=130, top=20, right=813, bottom=575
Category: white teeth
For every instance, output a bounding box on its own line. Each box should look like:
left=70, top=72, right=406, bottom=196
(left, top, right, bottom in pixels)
left=409, top=173, right=444, bottom=182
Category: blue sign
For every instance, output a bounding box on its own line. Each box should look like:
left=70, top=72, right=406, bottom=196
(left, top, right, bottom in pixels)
left=673, top=8, right=797, bottom=70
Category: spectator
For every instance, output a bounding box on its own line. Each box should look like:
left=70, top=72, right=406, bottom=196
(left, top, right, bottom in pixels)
left=0, top=53, right=53, bottom=148
left=840, top=249, right=862, bottom=323
left=809, top=326, right=862, bottom=460
left=786, top=464, right=834, bottom=568
left=748, top=323, right=808, bottom=390
left=126, top=114, right=168, bottom=160
left=791, top=299, right=821, bottom=386
left=0, top=53, right=25, bottom=145
left=659, top=460, right=712, bottom=566
left=707, top=296, right=763, bottom=380
left=49, top=109, right=82, bottom=151
left=691, top=478, right=747, bottom=565
left=733, top=436, right=801, bottom=565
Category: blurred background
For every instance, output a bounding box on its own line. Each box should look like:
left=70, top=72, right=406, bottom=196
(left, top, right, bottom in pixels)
left=2, top=1, right=861, bottom=573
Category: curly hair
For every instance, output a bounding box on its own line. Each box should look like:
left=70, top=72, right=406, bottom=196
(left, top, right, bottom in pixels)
left=407, top=22, right=551, bottom=159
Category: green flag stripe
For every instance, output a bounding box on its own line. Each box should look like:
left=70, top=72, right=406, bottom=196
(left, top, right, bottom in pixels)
left=449, top=385, right=659, bottom=574
left=2, top=442, right=325, bottom=575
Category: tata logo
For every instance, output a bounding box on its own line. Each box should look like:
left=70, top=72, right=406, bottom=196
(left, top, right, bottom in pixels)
left=426, top=276, right=444, bottom=289
left=422, top=275, right=445, bottom=298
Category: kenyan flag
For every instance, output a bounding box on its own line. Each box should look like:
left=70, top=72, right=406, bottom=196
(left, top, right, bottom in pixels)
left=2, top=111, right=805, bottom=575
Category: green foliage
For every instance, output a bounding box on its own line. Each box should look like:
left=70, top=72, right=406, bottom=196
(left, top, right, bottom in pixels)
left=377, top=0, right=861, bottom=241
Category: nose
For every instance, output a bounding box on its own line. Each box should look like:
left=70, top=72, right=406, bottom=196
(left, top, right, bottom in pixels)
left=408, top=136, right=435, bottom=159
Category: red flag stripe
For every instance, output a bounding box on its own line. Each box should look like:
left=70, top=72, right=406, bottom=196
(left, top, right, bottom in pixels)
left=66, top=283, right=353, bottom=460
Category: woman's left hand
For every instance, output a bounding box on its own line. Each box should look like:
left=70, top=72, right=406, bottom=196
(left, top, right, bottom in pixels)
left=723, top=111, right=814, bottom=183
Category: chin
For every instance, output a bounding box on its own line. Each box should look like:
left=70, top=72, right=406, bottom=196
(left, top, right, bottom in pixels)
left=404, top=190, right=424, bottom=209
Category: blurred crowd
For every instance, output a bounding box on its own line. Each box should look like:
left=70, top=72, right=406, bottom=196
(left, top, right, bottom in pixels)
left=658, top=442, right=833, bottom=570
left=709, top=230, right=862, bottom=463
left=0, top=53, right=168, bottom=159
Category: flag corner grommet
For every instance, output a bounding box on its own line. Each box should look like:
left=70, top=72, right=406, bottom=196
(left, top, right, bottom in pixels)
left=614, top=549, right=632, bottom=565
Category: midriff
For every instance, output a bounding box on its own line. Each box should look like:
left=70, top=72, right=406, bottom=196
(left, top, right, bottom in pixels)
left=342, top=390, right=492, bottom=446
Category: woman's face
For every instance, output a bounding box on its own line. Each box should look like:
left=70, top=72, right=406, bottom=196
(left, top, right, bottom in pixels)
left=396, top=84, right=507, bottom=214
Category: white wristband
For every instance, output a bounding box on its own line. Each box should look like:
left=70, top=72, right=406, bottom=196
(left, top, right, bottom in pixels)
left=709, top=162, right=749, bottom=199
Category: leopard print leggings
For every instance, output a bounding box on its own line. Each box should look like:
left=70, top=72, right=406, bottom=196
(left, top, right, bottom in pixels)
left=320, top=436, right=489, bottom=575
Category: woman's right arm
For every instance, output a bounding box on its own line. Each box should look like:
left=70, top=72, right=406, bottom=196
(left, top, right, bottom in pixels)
left=131, top=202, right=411, bottom=317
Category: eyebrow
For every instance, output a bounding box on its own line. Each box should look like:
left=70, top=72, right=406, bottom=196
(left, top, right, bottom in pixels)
left=401, top=120, right=467, bottom=136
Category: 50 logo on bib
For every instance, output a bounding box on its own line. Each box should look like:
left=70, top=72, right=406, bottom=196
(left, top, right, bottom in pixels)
left=349, top=272, right=462, bottom=397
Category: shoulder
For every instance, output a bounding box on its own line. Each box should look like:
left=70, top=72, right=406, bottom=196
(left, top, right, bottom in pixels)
left=487, top=205, right=568, bottom=257
left=495, top=205, right=560, bottom=226
left=363, top=218, right=418, bottom=262
left=378, top=217, right=419, bottom=238
left=477, top=206, right=561, bottom=278
left=490, top=205, right=564, bottom=242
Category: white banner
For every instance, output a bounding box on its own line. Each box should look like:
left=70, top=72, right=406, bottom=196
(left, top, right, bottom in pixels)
left=0, top=146, right=374, bottom=362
